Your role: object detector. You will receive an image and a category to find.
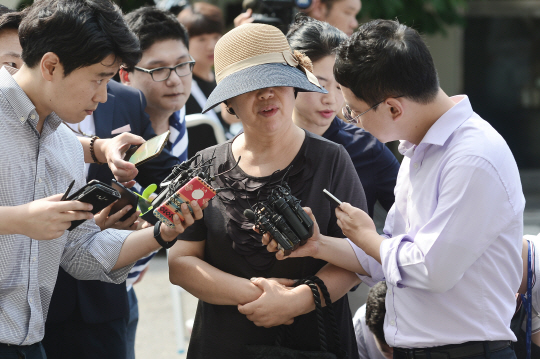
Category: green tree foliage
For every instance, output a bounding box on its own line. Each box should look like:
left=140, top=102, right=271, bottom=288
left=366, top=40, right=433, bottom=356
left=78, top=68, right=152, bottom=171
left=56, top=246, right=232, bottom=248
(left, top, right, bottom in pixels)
left=360, top=0, right=466, bottom=35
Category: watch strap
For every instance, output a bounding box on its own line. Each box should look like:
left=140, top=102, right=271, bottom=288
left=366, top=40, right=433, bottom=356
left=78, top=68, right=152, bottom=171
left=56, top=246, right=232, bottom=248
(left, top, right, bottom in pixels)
left=154, top=221, right=177, bottom=249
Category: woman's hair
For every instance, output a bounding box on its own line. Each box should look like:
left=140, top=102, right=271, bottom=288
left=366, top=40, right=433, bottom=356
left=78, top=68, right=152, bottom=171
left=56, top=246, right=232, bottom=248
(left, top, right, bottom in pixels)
left=177, top=2, right=224, bottom=38
left=287, top=13, right=347, bottom=63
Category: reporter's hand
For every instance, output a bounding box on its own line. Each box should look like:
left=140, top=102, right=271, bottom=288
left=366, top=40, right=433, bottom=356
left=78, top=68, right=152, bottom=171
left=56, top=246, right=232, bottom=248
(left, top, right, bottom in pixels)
left=335, top=202, right=376, bottom=244
left=100, top=133, right=145, bottom=183
left=261, top=207, right=322, bottom=260
left=238, top=277, right=297, bottom=327
left=15, top=194, right=94, bottom=240
left=234, top=8, right=254, bottom=27
left=94, top=202, right=140, bottom=231
left=160, top=200, right=208, bottom=241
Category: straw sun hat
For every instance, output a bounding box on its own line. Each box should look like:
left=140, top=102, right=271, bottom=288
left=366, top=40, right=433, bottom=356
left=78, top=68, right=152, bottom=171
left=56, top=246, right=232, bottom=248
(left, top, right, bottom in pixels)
left=202, top=23, right=328, bottom=113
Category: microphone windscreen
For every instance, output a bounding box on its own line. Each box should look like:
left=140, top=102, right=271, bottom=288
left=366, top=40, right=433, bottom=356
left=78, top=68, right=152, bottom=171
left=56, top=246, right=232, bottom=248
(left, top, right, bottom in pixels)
left=242, top=0, right=258, bottom=10
left=244, top=209, right=256, bottom=221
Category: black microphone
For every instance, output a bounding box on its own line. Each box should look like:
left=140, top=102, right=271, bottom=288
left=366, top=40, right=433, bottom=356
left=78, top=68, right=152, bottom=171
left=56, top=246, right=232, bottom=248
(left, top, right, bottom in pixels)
left=244, top=209, right=256, bottom=221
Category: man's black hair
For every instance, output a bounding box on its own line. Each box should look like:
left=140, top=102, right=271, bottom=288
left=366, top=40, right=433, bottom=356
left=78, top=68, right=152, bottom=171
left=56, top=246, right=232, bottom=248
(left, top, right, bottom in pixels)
left=365, top=281, right=387, bottom=346
left=0, top=10, right=22, bottom=32
left=124, top=6, right=189, bottom=71
left=287, top=13, right=347, bottom=64
left=334, top=19, right=439, bottom=106
left=19, top=0, right=141, bottom=77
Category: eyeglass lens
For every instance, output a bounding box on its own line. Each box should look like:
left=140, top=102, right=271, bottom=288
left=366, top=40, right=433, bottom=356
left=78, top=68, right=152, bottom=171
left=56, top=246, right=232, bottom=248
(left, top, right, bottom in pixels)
left=151, top=62, right=194, bottom=81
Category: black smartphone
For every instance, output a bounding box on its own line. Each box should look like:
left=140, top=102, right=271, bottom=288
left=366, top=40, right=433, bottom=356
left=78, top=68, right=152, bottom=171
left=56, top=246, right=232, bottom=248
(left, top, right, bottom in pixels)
left=109, top=180, right=138, bottom=222
left=323, top=189, right=342, bottom=206
left=67, top=180, right=121, bottom=230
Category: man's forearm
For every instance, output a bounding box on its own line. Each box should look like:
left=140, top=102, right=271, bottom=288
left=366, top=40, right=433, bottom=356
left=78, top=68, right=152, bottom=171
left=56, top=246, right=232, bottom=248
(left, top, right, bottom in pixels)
left=317, top=235, right=369, bottom=275
left=112, top=226, right=161, bottom=270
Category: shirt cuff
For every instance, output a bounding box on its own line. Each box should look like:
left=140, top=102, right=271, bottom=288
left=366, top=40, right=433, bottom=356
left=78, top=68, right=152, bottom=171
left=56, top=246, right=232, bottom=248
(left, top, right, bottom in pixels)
left=89, top=228, right=134, bottom=283
left=346, top=238, right=385, bottom=287
left=380, top=234, right=409, bottom=288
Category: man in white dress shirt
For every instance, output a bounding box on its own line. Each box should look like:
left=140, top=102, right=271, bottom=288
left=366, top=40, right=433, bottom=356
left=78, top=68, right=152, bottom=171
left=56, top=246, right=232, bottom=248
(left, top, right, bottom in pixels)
left=268, top=19, right=524, bottom=359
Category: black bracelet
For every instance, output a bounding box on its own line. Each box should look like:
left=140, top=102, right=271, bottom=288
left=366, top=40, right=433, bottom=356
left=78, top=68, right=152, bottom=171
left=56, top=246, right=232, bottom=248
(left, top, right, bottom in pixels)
left=90, top=135, right=104, bottom=165
left=154, top=221, right=177, bottom=249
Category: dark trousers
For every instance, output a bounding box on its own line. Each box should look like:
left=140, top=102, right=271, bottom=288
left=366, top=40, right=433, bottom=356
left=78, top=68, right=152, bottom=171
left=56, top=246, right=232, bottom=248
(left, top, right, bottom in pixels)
left=43, top=314, right=127, bottom=359
left=0, top=342, right=46, bottom=359
left=394, top=344, right=516, bottom=359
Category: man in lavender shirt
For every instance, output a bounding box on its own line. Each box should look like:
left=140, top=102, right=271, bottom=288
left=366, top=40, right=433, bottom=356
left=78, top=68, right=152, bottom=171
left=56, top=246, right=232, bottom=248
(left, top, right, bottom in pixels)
left=265, top=19, right=524, bottom=359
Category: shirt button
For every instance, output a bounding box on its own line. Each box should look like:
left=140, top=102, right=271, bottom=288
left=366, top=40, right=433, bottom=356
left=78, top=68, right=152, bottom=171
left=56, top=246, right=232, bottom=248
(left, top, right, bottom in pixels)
left=414, top=163, right=419, bottom=169
left=19, top=117, right=24, bottom=122
left=31, top=115, right=36, bottom=120
left=38, top=178, right=42, bottom=183
left=29, top=299, right=33, bottom=304
left=32, top=257, right=36, bottom=262
left=390, top=320, right=396, bottom=326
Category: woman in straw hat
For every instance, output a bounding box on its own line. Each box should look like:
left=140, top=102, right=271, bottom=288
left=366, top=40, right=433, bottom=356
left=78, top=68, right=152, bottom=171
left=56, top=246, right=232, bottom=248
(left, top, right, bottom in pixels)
left=168, top=23, right=366, bottom=358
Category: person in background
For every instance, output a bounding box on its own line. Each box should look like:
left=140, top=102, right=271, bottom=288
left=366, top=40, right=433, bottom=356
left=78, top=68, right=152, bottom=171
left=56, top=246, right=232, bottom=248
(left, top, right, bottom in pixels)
left=515, top=235, right=540, bottom=358
left=119, top=7, right=196, bottom=356
left=178, top=2, right=241, bottom=147
left=353, top=281, right=393, bottom=359
left=0, top=6, right=22, bottom=70
left=287, top=14, right=398, bottom=217
left=120, top=7, right=191, bottom=162
left=235, top=0, right=361, bottom=36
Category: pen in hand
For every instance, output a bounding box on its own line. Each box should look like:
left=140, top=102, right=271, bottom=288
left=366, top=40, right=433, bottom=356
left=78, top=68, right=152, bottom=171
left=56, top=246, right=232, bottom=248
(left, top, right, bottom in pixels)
left=61, top=180, right=76, bottom=201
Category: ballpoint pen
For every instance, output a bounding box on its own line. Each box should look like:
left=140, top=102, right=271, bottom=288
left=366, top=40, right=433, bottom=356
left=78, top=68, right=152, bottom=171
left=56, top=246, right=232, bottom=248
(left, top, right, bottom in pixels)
left=61, top=180, right=76, bottom=201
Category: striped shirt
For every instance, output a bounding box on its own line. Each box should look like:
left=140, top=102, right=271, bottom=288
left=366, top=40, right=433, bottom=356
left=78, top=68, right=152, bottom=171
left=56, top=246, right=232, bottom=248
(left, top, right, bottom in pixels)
left=0, top=67, right=133, bottom=345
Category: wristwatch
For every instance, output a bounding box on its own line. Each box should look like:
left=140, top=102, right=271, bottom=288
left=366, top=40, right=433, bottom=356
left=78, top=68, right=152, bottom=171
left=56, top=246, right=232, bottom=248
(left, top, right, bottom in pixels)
left=154, top=221, right=177, bottom=249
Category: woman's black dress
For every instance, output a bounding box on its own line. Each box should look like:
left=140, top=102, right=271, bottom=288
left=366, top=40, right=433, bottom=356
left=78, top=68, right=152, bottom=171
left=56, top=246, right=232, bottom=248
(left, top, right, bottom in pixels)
left=178, top=131, right=367, bottom=359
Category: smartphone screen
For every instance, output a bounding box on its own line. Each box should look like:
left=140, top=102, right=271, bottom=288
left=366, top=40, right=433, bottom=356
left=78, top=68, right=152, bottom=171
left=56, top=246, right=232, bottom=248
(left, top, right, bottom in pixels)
left=127, top=131, right=170, bottom=166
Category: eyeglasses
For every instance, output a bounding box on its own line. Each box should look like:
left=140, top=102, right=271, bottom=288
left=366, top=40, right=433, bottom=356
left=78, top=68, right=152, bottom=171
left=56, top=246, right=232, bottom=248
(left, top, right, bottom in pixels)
left=134, top=56, right=195, bottom=82
left=342, top=96, right=403, bottom=124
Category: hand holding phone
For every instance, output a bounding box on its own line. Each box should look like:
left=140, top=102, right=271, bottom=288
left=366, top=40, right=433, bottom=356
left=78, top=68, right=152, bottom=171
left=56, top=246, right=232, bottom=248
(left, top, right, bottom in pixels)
left=154, top=176, right=216, bottom=228
left=109, top=179, right=138, bottom=222
left=66, top=180, right=121, bottom=230
left=323, top=189, right=342, bottom=206
left=124, top=131, right=170, bottom=166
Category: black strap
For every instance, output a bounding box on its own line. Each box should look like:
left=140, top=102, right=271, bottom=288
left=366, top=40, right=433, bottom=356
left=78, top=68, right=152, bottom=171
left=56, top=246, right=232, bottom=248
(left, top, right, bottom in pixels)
left=153, top=221, right=177, bottom=249
left=305, top=275, right=342, bottom=353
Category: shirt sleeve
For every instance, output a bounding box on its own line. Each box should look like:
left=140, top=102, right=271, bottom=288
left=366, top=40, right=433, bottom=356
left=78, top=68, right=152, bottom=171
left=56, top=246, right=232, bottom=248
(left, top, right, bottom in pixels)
left=60, top=219, right=133, bottom=284
left=381, top=155, right=519, bottom=293
left=346, top=238, right=385, bottom=286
